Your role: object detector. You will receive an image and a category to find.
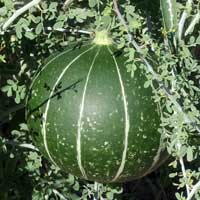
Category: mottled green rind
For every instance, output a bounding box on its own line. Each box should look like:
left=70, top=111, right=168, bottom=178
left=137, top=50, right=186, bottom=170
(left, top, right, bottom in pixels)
left=26, top=42, right=166, bottom=183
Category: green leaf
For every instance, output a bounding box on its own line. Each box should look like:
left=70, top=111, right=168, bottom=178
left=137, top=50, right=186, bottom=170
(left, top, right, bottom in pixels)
left=15, top=92, right=21, bottom=104
left=131, top=19, right=142, bottom=29
left=4, top=0, right=13, bottom=9
left=0, top=7, right=7, bottom=16
left=67, top=174, right=75, bottom=185
left=19, top=18, right=30, bottom=28
left=0, top=55, right=6, bottom=63
left=106, top=192, right=114, bottom=199
left=12, top=83, right=17, bottom=91
left=7, top=87, right=12, bottom=97
left=20, top=87, right=26, bottom=100
left=53, top=21, right=64, bottom=30
left=29, top=15, right=41, bottom=24
left=73, top=182, right=80, bottom=191
left=49, top=2, right=58, bottom=11
left=35, top=23, right=43, bottom=35
left=15, top=22, right=23, bottom=39
left=169, top=172, right=177, bottom=178
left=101, top=15, right=112, bottom=28
left=7, top=79, right=15, bottom=85
left=1, top=85, right=9, bottom=92
left=144, top=80, right=151, bottom=88
left=89, top=0, right=97, bottom=8
left=20, top=123, right=29, bottom=131
left=25, top=31, right=35, bottom=40
left=26, top=152, right=42, bottom=172
left=186, top=146, right=194, bottom=162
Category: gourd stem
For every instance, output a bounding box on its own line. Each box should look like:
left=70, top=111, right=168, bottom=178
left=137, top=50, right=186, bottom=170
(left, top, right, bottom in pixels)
left=93, top=30, right=112, bottom=45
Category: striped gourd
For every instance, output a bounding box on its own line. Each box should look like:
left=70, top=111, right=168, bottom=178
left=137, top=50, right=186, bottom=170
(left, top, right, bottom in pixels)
left=26, top=31, right=166, bottom=183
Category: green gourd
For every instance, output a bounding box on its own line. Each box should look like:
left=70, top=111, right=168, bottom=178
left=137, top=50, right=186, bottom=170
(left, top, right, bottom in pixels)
left=26, top=31, right=166, bottom=183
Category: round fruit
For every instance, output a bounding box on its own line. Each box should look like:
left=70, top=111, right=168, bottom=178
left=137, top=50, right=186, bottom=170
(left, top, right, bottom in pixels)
left=26, top=31, right=166, bottom=183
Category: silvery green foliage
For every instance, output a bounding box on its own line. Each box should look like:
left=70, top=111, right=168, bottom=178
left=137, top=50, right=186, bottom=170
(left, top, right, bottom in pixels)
left=0, top=0, right=200, bottom=199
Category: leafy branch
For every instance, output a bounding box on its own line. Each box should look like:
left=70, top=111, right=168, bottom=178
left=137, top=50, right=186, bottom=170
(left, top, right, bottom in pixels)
left=1, top=0, right=92, bottom=36
left=112, top=0, right=199, bottom=134
left=113, top=1, right=200, bottom=199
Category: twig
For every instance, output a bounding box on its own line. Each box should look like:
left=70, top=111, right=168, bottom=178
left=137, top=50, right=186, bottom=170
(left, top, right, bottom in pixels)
left=18, top=143, right=39, bottom=151
left=2, top=0, right=41, bottom=30
left=0, top=26, right=93, bottom=36
left=112, top=0, right=199, bottom=133
left=5, top=141, right=39, bottom=151
left=186, top=180, right=200, bottom=200
left=178, top=0, right=193, bottom=41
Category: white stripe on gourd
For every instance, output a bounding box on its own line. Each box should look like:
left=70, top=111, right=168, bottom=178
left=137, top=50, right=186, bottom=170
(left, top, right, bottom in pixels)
left=42, top=46, right=94, bottom=165
left=77, top=48, right=100, bottom=179
left=108, top=47, right=130, bottom=182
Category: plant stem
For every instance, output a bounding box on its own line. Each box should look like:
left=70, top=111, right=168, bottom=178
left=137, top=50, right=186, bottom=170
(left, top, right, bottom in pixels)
left=2, top=0, right=41, bottom=30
